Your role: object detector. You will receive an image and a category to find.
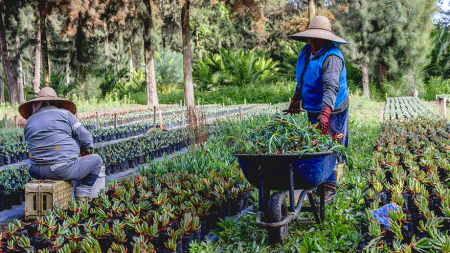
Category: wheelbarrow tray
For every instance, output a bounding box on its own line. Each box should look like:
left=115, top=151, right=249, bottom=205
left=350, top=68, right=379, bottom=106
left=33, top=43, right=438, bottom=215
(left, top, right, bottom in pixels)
left=235, top=152, right=336, bottom=191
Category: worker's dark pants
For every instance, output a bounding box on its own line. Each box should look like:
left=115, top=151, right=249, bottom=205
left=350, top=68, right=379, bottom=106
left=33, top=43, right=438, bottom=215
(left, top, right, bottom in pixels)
left=29, top=154, right=103, bottom=196
left=307, top=108, right=348, bottom=186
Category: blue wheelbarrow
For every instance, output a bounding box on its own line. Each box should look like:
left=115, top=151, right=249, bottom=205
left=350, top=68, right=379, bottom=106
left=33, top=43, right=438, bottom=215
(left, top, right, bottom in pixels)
left=235, top=152, right=337, bottom=244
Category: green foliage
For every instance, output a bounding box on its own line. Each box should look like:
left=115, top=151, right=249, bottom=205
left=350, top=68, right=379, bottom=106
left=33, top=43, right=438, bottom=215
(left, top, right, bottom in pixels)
left=193, top=49, right=280, bottom=88
left=154, top=47, right=184, bottom=91
left=423, top=76, right=450, bottom=100
left=47, top=73, right=76, bottom=98
left=156, top=81, right=295, bottom=105
left=275, top=41, right=305, bottom=79
left=96, top=65, right=128, bottom=97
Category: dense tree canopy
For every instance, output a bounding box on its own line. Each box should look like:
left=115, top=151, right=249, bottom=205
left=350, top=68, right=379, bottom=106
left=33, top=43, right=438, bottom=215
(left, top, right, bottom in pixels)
left=0, top=0, right=446, bottom=104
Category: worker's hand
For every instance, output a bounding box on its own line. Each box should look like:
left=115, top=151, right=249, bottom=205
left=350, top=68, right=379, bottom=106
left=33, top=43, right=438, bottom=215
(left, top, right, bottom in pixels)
left=283, top=101, right=305, bottom=115
left=317, top=106, right=331, bottom=135
left=80, top=148, right=92, bottom=157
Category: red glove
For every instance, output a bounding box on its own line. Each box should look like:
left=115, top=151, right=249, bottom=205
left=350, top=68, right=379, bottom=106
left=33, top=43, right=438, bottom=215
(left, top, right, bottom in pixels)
left=317, top=106, right=331, bottom=135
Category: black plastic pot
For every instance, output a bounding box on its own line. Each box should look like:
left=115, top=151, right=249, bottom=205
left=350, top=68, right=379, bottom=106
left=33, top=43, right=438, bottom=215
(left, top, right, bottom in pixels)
left=193, top=228, right=201, bottom=243
left=11, top=191, right=22, bottom=205
left=3, top=193, right=12, bottom=209
left=97, top=236, right=111, bottom=252
left=0, top=156, right=4, bottom=166
left=0, top=193, right=4, bottom=211
left=11, top=154, right=17, bottom=164
left=105, top=165, right=111, bottom=176
left=182, top=234, right=193, bottom=252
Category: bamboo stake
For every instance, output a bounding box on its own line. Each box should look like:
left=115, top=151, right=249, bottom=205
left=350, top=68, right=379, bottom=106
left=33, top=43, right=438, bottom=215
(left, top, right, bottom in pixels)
left=239, top=107, right=242, bottom=123
left=114, top=114, right=118, bottom=129
left=96, top=112, right=100, bottom=129
left=444, top=97, right=447, bottom=119
left=380, top=105, right=384, bottom=123
left=153, top=106, right=156, bottom=130
left=159, top=109, right=163, bottom=131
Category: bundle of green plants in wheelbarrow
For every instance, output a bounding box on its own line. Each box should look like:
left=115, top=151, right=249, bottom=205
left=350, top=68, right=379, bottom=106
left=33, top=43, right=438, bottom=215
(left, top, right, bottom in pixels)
left=233, top=113, right=350, bottom=244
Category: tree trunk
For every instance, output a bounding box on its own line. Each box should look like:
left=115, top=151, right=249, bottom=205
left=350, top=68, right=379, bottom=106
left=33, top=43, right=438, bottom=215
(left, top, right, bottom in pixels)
left=104, top=22, right=109, bottom=65
left=40, top=0, right=50, bottom=87
left=0, top=10, right=18, bottom=104
left=361, top=62, right=370, bottom=98
left=33, top=11, right=41, bottom=95
left=65, top=53, right=70, bottom=86
left=143, top=0, right=158, bottom=106
left=0, top=53, right=4, bottom=103
left=129, top=42, right=133, bottom=72
left=16, top=36, right=24, bottom=103
left=182, top=0, right=194, bottom=107
left=308, top=0, right=316, bottom=22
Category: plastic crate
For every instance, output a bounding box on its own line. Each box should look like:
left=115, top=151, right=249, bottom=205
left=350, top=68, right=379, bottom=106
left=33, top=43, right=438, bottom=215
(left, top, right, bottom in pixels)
left=24, top=180, right=72, bottom=220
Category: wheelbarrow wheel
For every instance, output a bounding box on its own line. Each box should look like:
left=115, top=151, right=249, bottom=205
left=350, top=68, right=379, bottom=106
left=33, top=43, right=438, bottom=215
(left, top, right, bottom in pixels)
left=266, top=192, right=288, bottom=244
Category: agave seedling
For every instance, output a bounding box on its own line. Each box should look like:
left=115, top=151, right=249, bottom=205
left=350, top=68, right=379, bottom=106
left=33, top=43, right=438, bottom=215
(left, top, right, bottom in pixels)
left=68, top=213, right=81, bottom=227
left=107, top=242, right=127, bottom=253
left=91, top=223, right=110, bottom=240
left=50, top=236, right=65, bottom=251
left=389, top=221, right=404, bottom=241
left=165, top=237, right=177, bottom=252
left=17, top=235, right=32, bottom=249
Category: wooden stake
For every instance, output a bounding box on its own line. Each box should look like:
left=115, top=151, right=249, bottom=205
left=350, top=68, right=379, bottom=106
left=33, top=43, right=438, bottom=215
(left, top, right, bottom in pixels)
left=289, top=97, right=291, bottom=103
left=114, top=114, right=118, bottom=129
left=180, top=100, right=182, bottom=107
left=436, top=94, right=438, bottom=101
left=244, top=99, right=246, bottom=105
left=380, top=105, right=384, bottom=123
left=4, top=114, right=7, bottom=128
left=270, top=102, right=272, bottom=106
left=239, top=107, right=242, bottom=123
left=96, top=112, right=100, bottom=129
left=444, top=97, right=447, bottom=119
left=14, top=116, right=18, bottom=128
left=153, top=106, right=157, bottom=130
left=197, top=99, right=200, bottom=106
left=222, top=103, right=224, bottom=107
left=159, top=109, right=163, bottom=131
left=385, top=93, right=387, bottom=99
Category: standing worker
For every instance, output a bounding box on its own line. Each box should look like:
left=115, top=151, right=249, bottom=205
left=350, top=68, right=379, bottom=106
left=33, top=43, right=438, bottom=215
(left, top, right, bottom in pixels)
left=286, top=16, right=349, bottom=201
left=19, top=87, right=104, bottom=199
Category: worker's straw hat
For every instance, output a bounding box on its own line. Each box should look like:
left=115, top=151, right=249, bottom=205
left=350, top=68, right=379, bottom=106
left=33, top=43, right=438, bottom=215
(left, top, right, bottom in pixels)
left=289, top=16, right=348, bottom=45
left=19, top=87, right=76, bottom=119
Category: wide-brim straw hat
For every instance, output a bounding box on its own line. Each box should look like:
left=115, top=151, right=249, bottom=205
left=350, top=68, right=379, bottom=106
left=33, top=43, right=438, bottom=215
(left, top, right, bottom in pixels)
left=289, top=16, right=348, bottom=45
left=19, top=87, right=77, bottom=119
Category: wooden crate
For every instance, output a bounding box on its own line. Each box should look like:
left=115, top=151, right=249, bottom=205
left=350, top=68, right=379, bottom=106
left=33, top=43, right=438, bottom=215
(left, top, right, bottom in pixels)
left=24, top=180, right=72, bottom=220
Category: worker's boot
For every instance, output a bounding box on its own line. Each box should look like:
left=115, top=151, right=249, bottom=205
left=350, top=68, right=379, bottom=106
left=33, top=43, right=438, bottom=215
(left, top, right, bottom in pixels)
left=75, top=184, right=92, bottom=200
left=323, top=183, right=337, bottom=203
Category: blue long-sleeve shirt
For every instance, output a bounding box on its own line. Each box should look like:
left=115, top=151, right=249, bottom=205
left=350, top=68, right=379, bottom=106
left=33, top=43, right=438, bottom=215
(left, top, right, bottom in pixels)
left=24, top=106, right=93, bottom=166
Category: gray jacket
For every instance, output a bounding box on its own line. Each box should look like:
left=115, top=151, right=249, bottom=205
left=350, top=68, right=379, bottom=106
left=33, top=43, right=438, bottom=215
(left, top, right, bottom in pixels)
left=24, top=106, right=93, bottom=166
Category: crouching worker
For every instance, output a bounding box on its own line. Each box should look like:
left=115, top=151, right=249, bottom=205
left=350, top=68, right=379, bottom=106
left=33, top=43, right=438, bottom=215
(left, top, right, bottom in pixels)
left=19, top=87, right=104, bottom=199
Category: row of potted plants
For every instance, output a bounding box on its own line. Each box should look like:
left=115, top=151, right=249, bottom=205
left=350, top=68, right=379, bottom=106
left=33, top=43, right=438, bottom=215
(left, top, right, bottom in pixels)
left=360, top=117, right=450, bottom=252
left=0, top=103, right=281, bottom=252
left=0, top=164, right=31, bottom=211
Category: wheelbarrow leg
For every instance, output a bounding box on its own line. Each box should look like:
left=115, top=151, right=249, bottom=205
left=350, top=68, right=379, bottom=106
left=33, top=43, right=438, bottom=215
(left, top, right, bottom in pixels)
left=288, top=165, right=295, bottom=212
left=307, top=192, right=321, bottom=224
left=319, top=183, right=325, bottom=221
left=258, top=166, right=264, bottom=212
